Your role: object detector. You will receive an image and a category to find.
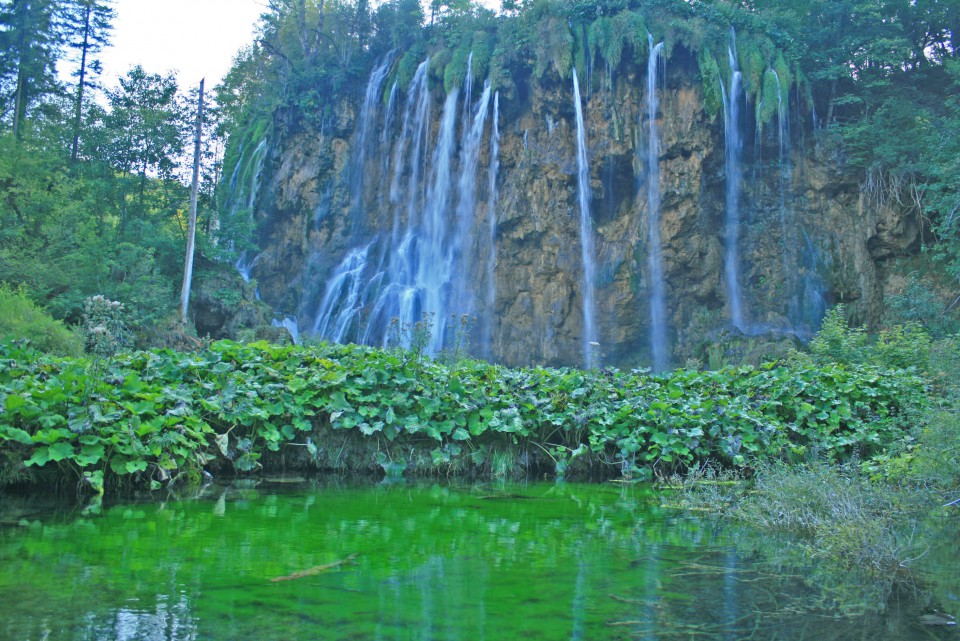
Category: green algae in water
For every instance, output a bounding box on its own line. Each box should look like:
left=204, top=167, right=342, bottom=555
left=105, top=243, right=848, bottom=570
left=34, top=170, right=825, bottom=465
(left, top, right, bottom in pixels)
left=0, top=481, right=956, bottom=641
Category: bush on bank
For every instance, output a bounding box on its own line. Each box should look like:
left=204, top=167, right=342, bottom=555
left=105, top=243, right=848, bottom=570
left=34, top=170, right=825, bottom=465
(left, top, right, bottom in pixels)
left=0, top=338, right=928, bottom=491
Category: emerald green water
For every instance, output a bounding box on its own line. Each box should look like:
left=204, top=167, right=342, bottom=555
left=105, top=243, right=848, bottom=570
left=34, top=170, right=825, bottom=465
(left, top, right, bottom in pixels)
left=0, top=480, right=955, bottom=641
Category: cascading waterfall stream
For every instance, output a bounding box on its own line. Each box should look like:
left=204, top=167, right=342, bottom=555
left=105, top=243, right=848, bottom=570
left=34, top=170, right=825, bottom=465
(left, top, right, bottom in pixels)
left=230, top=138, right=268, bottom=284
left=572, top=68, right=599, bottom=369
left=773, top=69, right=800, bottom=328
left=645, top=36, right=669, bottom=372
left=349, top=52, right=394, bottom=235
left=417, top=88, right=460, bottom=351
left=311, top=57, right=408, bottom=342
left=358, top=59, right=431, bottom=346
left=311, top=243, right=372, bottom=341
left=389, top=60, right=431, bottom=229
left=481, top=92, right=501, bottom=360
left=721, top=29, right=745, bottom=330
left=451, top=79, right=492, bottom=321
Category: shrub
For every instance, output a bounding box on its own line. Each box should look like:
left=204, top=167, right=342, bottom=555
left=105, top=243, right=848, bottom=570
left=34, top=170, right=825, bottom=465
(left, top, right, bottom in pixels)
left=0, top=284, right=82, bottom=356
left=806, top=305, right=868, bottom=365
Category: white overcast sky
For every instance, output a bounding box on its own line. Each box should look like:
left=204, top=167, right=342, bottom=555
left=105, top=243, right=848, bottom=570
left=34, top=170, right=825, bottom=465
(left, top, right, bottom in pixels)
left=97, top=0, right=267, bottom=91
left=95, top=0, right=502, bottom=92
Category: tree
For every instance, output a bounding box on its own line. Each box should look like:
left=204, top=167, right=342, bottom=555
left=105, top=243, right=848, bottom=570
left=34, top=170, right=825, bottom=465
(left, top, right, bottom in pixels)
left=62, top=0, right=114, bottom=162
left=101, top=66, right=187, bottom=227
left=0, top=0, right=62, bottom=139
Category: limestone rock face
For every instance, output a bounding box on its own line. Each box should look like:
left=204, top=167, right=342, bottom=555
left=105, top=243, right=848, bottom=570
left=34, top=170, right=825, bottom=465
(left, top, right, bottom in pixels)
left=244, top=53, right=919, bottom=368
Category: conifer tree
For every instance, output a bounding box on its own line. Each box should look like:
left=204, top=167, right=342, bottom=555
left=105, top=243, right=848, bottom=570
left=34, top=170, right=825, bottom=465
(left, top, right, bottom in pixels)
left=0, top=0, right=62, bottom=139
left=62, top=0, right=114, bottom=162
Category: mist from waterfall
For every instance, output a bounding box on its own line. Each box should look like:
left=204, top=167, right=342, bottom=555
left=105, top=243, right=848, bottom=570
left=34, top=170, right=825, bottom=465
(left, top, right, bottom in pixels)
left=572, top=68, right=598, bottom=368
left=645, top=36, right=669, bottom=372
left=721, top=28, right=745, bottom=330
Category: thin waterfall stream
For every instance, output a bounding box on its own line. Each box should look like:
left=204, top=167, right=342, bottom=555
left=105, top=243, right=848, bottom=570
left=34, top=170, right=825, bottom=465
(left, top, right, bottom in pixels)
left=482, top=91, right=501, bottom=360
left=721, top=29, right=745, bottom=330
left=646, top=36, right=668, bottom=372
left=572, top=68, right=598, bottom=369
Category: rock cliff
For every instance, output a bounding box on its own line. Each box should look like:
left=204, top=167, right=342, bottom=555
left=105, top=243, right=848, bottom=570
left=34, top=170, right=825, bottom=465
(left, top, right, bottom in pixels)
left=241, top=47, right=919, bottom=369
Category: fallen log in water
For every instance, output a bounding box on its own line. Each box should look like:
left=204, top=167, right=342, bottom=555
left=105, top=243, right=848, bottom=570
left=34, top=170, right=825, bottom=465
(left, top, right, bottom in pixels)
left=270, top=553, right=359, bottom=582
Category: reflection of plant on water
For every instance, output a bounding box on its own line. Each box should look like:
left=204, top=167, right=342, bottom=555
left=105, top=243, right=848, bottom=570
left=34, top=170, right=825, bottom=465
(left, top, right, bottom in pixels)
left=604, top=548, right=955, bottom=640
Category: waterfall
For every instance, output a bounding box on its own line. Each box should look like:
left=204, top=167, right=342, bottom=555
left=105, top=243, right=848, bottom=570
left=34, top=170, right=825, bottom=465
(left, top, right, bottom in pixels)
left=451, top=79, right=492, bottom=322
left=229, top=138, right=268, bottom=284
left=460, top=53, right=474, bottom=133
left=363, top=60, right=432, bottom=347
left=799, top=231, right=827, bottom=334
left=360, top=76, right=459, bottom=352
left=389, top=60, right=431, bottom=218
left=225, top=138, right=268, bottom=219
left=481, top=92, right=501, bottom=360
left=721, top=29, right=745, bottom=330
left=645, top=36, right=669, bottom=372
left=379, top=81, right=398, bottom=207
left=272, top=317, right=300, bottom=344
left=349, top=52, right=394, bottom=234
left=311, top=243, right=372, bottom=342
left=235, top=252, right=257, bottom=283
left=418, top=89, right=460, bottom=351
left=572, top=68, right=598, bottom=369
left=772, top=69, right=800, bottom=328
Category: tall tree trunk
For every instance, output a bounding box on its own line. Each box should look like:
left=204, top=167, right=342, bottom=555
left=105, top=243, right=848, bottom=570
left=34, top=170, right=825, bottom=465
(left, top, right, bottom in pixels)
left=11, top=6, right=29, bottom=141
left=179, top=79, right=205, bottom=324
left=71, top=4, right=92, bottom=163
left=12, top=68, right=27, bottom=140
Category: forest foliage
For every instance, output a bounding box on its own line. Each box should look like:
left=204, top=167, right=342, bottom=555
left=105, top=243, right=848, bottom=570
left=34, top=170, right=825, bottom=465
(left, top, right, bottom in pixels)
left=0, top=0, right=235, bottom=348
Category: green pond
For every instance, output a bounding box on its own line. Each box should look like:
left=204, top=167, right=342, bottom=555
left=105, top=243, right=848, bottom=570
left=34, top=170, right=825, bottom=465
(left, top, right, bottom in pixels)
left=0, top=479, right=956, bottom=641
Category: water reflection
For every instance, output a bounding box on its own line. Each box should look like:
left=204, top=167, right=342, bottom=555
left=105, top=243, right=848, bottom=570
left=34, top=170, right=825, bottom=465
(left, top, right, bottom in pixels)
left=0, top=481, right=955, bottom=641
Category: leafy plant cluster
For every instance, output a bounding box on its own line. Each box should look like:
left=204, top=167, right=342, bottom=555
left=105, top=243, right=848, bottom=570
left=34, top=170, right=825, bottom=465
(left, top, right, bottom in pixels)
left=0, top=336, right=927, bottom=490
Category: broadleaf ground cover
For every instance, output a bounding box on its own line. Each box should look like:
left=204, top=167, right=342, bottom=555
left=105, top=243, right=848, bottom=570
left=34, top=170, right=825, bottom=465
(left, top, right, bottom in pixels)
left=0, top=338, right=927, bottom=490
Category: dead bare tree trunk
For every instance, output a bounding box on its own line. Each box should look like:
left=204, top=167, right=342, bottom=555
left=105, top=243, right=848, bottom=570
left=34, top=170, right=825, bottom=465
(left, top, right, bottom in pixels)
left=179, top=78, right=205, bottom=325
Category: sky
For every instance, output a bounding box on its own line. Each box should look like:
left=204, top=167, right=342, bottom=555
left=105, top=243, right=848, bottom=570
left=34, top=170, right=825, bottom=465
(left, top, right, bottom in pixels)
left=93, top=0, right=504, bottom=93
left=97, top=0, right=267, bottom=91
